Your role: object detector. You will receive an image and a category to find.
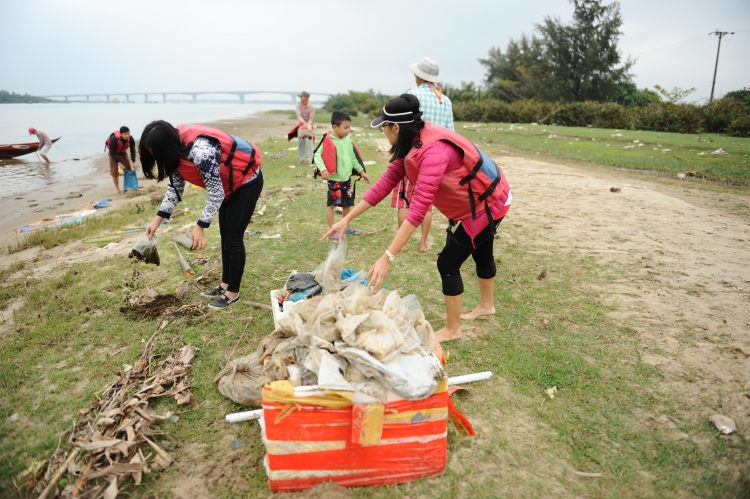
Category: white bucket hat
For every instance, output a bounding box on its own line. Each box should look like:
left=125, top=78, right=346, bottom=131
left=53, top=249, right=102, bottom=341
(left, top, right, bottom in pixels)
left=409, top=57, right=442, bottom=84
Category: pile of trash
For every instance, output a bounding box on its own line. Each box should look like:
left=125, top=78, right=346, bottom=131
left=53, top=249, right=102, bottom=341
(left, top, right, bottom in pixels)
left=215, top=242, right=444, bottom=405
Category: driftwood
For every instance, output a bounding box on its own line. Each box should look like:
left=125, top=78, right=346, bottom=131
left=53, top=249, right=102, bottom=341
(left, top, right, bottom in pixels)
left=173, top=242, right=195, bottom=278
left=30, top=320, right=197, bottom=499
left=243, top=300, right=273, bottom=311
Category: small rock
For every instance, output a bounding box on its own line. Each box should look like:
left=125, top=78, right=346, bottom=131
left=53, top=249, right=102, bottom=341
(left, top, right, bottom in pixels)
left=9, top=413, right=19, bottom=422
left=537, top=269, right=547, bottom=280
left=610, top=187, right=621, bottom=192
left=677, top=173, right=686, bottom=180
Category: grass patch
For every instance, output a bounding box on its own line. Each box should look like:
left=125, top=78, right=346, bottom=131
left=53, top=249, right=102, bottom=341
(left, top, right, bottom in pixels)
left=459, top=123, right=750, bottom=187
left=268, top=109, right=375, bottom=128
left=1, top=130, right=746, bottom=498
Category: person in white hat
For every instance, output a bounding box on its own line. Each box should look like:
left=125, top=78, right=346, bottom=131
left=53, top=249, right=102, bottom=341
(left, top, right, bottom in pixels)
left=390, top=57, right=455, bottom=252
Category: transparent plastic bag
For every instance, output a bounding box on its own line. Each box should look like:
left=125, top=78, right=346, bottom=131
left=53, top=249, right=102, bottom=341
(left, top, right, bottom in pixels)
left=129, top=237, right=160, bottom=265
left=312, top=239, right=348, bottom=294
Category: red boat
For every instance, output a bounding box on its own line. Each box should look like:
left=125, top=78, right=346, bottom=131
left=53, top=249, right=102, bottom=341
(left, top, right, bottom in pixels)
left=0, top=137, right=60, bottom=159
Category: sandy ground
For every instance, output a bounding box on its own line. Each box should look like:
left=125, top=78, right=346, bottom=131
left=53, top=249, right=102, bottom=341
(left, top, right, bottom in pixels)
left=2, top=113, right=748, bottom=495
left=499, top=154, right=750, bottom=432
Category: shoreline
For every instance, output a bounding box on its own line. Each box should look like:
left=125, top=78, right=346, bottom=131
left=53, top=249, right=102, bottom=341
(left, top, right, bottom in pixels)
left=0, top=111, right=294, bottom=244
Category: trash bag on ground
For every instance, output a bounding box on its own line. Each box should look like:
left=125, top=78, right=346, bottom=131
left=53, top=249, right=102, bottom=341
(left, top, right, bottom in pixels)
left=213, top=352, right=264, bottom=407
left=285, top=272, right=319, bottom=292
left=129, top=237, right=160, bottom=265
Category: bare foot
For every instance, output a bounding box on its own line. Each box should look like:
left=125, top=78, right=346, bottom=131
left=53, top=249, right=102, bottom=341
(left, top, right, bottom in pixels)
left=460, top=305, right=496, bottom=320
left=435, top=326, right=463, bottom=341
left=419, top=243, right=430, bottom=252
left=401, top=244, right=408, bottom=252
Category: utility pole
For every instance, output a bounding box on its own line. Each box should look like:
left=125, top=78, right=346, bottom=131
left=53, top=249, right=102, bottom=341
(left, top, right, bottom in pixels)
left=709, top=30, right=734, bottom=103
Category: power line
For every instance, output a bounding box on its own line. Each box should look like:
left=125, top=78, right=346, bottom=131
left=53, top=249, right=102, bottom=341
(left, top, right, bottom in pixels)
left=634, top=34, right=713, bottom=58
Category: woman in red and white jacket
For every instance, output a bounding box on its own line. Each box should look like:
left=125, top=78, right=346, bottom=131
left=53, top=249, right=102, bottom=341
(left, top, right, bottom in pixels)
left=324, top=94, right=511, bottom=341
left=140, top=121, right=263, bottom=309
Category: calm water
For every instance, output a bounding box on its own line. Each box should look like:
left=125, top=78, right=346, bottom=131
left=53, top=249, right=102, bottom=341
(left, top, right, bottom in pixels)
left=0, top=102, right=294, bottom=198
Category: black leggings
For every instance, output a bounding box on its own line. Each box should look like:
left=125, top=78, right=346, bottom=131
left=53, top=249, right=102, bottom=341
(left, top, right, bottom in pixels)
left=436, top=218, right=503, bottom=296
left=218, top=173, right=264, bottom=293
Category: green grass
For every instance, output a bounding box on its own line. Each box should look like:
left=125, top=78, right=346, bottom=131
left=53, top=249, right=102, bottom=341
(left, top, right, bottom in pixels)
left=1, top=131, right=747, bottom=498
left=269, top=109, right=375, bottom=128
left=459, top=122, right=750, bottom=187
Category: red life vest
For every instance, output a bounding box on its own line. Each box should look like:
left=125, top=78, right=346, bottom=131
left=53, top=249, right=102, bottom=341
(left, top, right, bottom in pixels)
left=105, top=130, right=130, bottom=155
left=312, top=134, right=365, bottom=177
left=404, top=123, right=510, bottom=223
left=175, top=124, right=262, bottom=198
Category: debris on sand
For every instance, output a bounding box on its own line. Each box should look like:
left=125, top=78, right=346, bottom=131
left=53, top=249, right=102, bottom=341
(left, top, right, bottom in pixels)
left=29, top=324, right=197, bottom=499
left=710, top=414, right=736, bottom=435
left=610, top=187, right=621, bottom=193
left=537, top=269, right=547, bottom=280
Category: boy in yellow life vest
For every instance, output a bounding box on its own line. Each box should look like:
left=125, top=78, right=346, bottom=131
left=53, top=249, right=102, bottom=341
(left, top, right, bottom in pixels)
left=313, top=110, right=371, bottom=241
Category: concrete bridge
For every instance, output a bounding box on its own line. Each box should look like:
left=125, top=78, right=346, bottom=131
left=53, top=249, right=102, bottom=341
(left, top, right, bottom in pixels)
left=41, top=90, right=333, bottom=104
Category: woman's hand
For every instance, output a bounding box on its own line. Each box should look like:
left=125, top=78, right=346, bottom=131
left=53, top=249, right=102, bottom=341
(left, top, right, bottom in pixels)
left=191, top=225, right=207, bottom=250
left=367, top=254, right=390, bottom=292
left=145, top=216, right=163, bottom=238
left=361, top=172, right=371, bottom=183
left=322, top=219, right=349, bottom=241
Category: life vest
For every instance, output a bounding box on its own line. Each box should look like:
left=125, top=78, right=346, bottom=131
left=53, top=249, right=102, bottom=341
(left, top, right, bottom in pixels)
left=174, top=124, right=262, bottom=199
left=311, top=134, right=365, bottom=178
left=105, top=130, right=130, bottom=155
left=404, top=123, right=510, bottom=224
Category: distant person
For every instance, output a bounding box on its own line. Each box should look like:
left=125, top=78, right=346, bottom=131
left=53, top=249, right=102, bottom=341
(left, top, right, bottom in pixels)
left=313, top=111, right=371, bottom=241
left=296, top=91, right=315, bottom=165
left=106, top=126, right=137, bottom=194
left=28, top=127, right=52, bottom=163
left=140, top=121, right=263, bottom=310
left=391, top=57, right=455, bottom=252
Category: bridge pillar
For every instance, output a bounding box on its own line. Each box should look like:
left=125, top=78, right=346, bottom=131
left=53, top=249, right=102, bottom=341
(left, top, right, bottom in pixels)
left=192, top=94, right=197, bottom=104
left=65, top=96, right=69, bottom=101
left=126, top=94, right=131, bottom=103
left=239, top=94, right=245, bottom=104
left=291, top=94, right=296, bottom=103
left=85, top=95, right=89, bottom=102
left=162, top=93, right=167, bottom=103
left=106, top=95, right=110, bottom=101
left=144, top=94, right=148, bottom=102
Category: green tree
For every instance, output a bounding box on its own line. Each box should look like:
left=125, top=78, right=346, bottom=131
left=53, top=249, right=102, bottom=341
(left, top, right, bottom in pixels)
left=479, top=0, right=634, bottom=102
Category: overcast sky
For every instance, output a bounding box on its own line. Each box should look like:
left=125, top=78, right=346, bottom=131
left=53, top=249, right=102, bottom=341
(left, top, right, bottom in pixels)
left=1, top=0, right=748, bottom=103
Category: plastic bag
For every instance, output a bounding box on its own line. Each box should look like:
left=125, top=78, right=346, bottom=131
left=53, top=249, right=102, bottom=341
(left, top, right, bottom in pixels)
left=129, top=238, right=160, bottom=265
left=213, top=352, right=264, bottom=407
left=312, top=239, right=348, bottom=294
left=285, top=272, right=320, bottom=292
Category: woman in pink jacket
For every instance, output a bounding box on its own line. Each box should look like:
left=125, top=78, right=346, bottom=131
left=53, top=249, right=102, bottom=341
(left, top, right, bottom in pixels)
left=324, top=94, right=511, bottom=341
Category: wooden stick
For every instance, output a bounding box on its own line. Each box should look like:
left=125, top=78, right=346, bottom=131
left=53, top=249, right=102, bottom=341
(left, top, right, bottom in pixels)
left=173, top=243, right=195, bottom=278
left=242, top=300, right=272, bottom=311
left=38, top=449, right=79, bottom=499
left=227, top=322, right=250, bottom=361
left=364, top=227, right=388, bottom=235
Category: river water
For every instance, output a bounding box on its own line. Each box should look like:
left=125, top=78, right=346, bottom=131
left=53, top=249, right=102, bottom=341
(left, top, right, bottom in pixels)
left=0, top=102, right=294, bottom=199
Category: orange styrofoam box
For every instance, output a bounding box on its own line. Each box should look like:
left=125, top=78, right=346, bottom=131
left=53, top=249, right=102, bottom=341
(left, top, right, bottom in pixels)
left=259, top=379, right=468, bottom=492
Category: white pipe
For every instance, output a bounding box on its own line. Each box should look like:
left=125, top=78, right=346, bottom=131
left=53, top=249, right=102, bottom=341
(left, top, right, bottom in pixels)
left=225, top=409, right=263, bottom=423
left=448, top=371, right=493, bottom=386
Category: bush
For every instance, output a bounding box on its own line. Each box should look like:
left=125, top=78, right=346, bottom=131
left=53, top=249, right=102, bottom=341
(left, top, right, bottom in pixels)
left=452, top=98, right=749, bottom=135
left=323, top=94, right=358, bottom=116
left=724, top=88, right=750, bottom=111
left=728, top=115, right=750, bottom=137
